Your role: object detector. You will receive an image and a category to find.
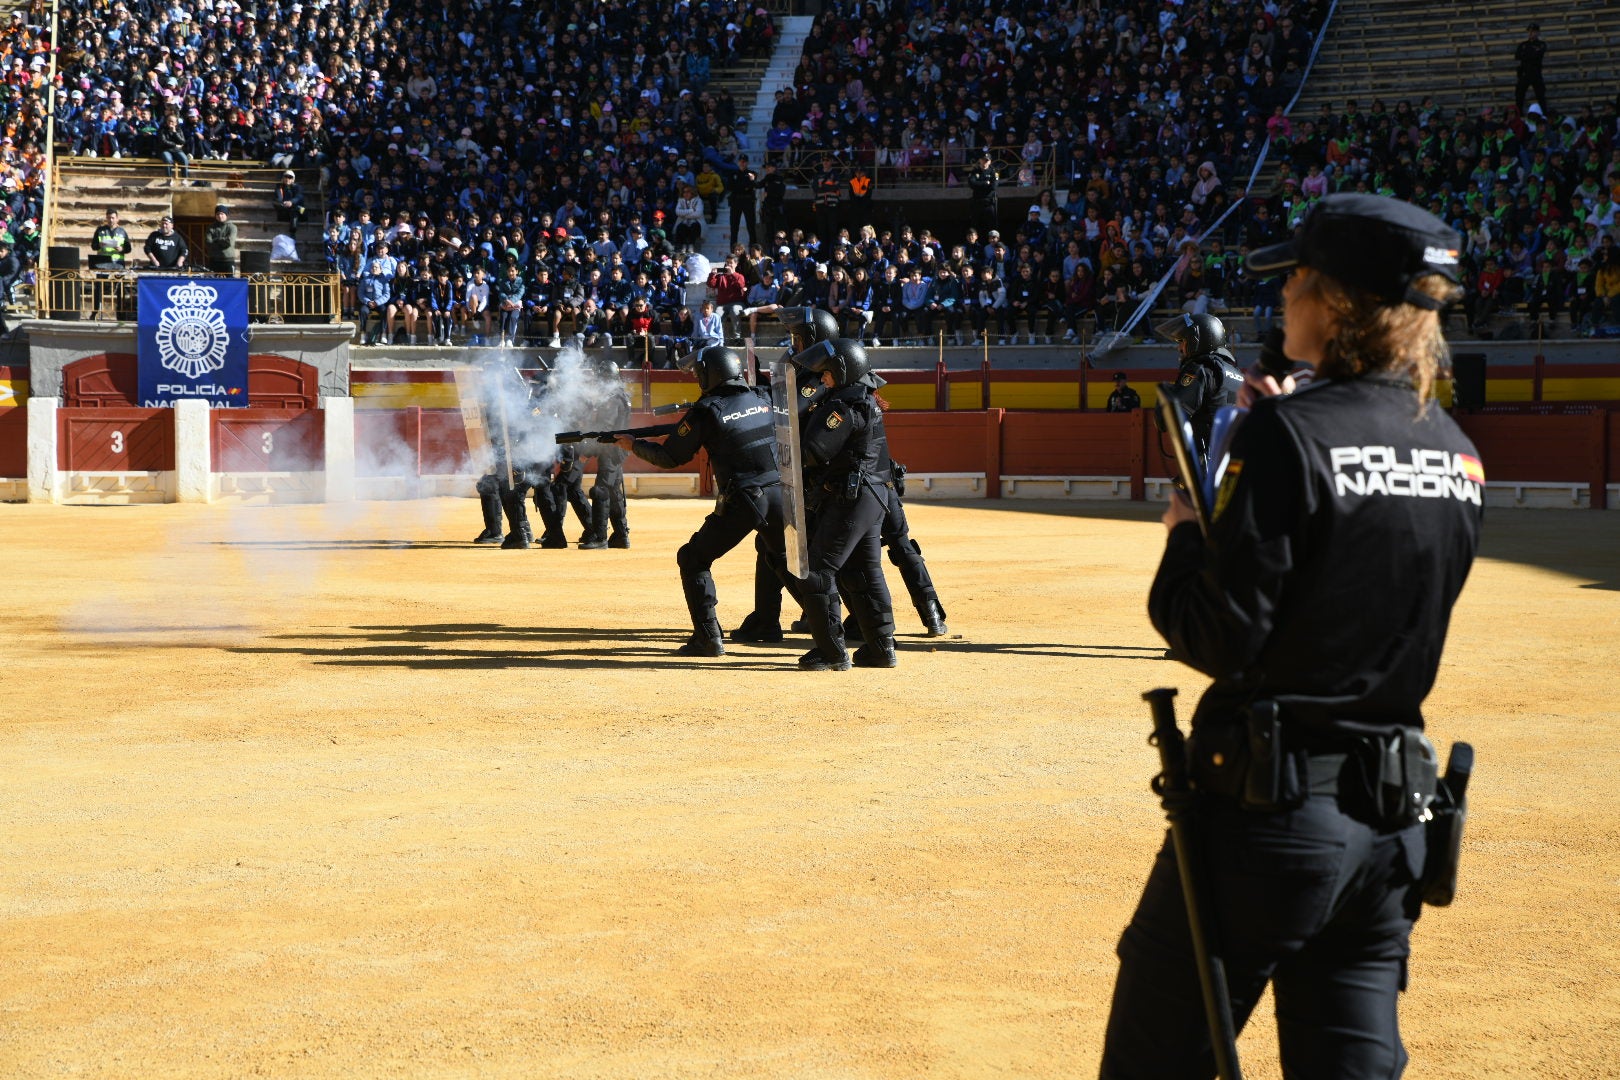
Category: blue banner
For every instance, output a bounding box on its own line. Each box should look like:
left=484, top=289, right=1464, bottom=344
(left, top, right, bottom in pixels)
left=136, top=276, right=250, bottom=408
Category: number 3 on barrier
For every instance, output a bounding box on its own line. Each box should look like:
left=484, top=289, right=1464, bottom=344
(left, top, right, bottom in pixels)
left=262, top=431, right=274, bottom=455
left=110, top=430, right=124, bottom=454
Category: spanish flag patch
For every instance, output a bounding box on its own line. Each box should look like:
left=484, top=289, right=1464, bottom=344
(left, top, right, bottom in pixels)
left=1212, top=460, right=1243, bottom=521
left=826, top=412, right=842, bottom=429
left=677, top=422, right=691, bottom=437
left=1458, top=453, right=1485, bottom=484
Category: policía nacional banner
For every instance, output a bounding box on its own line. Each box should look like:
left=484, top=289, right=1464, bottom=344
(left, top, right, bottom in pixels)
left=136, top=276, right=250, bottom=408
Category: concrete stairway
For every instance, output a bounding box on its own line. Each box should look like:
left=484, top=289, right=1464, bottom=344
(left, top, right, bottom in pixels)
left=49, top=161, right=328, bottom=274
left=694, top=16, right=814, bottom=269
left=1292, top=0, right=1620, bottom=115
left=745, top=15, right=813, bottom=153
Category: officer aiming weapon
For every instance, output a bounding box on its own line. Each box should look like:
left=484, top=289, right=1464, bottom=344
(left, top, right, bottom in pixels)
left=1143, top=687, right=1245, bottom=1080
left=555, top=423, right=678, bottom=445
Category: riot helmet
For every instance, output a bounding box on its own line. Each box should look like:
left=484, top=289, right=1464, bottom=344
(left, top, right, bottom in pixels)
left=1155, top=312, right=1228, bottom=357
left=780, top=306, right=841, bottom=355
left=679, top=345, right=747, bottom=393
left=796, top=337, right=873, bottom=389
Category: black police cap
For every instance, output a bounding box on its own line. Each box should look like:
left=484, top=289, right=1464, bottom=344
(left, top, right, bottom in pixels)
left=1247, top=193, right=1461, bottom=309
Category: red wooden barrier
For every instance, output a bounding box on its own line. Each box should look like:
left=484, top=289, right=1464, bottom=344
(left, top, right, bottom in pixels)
left=58, top=407, right=174, bottom=471
left=212, top=408, right=324, bottom=472
left=0, top=407, right=23, bottom=477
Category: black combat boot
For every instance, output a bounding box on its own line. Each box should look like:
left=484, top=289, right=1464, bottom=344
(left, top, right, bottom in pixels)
left=852, top=638, right=899, bottom=668
left=730, top=612, right=784, bottom=643
left=922, top=600, right=948, bottom=637
left=797, top=592, right=849, bottom=670
left=474, top=490, right=503, bottom=543
left=579, top=497, right=610, bottom=548
left=677, top=620, right=726, bottom=657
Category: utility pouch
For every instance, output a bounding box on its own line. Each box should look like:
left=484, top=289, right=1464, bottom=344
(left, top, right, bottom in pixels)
left=842, top=469, right=863, bottom=502
left=1421, top=742, right=1473, bottom=907
left=1241, top=700, right=1284, bottom=811
left=1238, top=700, right=1306, bottom=812
left=1374, top=729, right=1439, bottom=829
left=892, top=461, right=908, bottom=498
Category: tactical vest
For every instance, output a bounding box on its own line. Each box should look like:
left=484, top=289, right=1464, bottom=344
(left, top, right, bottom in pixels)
left=817, top=386, right=886, bottom=483
left=698, top=384, right=778, bottom=488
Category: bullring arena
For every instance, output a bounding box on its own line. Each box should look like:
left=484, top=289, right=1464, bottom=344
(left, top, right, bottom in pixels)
left=6, top=0, right=1620, bottom=1073
left=4, top=494, right=1617, bottom=1077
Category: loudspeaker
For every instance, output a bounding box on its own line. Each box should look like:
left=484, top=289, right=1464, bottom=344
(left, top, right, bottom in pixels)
left=48, top=245, right=81, bottom=272
left=1452, top=353, right=1486, bottom=411
left=240, top=250, right=272, bottom=274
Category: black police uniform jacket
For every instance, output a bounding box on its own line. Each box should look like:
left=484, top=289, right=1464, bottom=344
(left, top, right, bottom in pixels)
left=1149, top=375, right=1484, bottom=742
left=1163, top=346, right=1244, bottom=453
left=800, top=384, right=890, bottom=503
left=635, top=383, right=778, bottom=489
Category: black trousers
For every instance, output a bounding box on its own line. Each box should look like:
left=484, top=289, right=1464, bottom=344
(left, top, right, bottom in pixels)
left=477, top=470, right=531, bottom=538
left=800, top=485, right=893, bottom=659
left=1515, top=72, right=1547, bottom=113
left=676, top=483, right=792, bottom=633
left=534, top=471, right=591, bottom=543
left=1100, top=794, right=1425, bottom=1080
left=878, top=486, right=944, bottom=625
left=729, top=200, right=757, bottom=245
left=587, top=449, right=629, bottom=542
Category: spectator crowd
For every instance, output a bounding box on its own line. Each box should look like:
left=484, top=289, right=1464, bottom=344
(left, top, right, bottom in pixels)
left=0, top=3, right=51, bottom=308
left=44, top=0, right=1620, bottom=346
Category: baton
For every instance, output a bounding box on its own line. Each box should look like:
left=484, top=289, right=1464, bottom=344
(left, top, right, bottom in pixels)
left=1144, top=687, right=1244, bottom=1080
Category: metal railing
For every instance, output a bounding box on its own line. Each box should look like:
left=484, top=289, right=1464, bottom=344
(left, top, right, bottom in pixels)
left=766, top=145, right=1056, bottom=192
left=36, top=269, right=342, bottom=324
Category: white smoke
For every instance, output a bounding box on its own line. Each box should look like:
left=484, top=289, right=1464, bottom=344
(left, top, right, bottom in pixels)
left=477, top=344, right=638, bottom=470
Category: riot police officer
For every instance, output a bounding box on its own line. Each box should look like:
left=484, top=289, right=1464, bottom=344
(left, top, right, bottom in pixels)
left=534, top=440, right=592, bottom=548
left=794, top=338, right=897, bottom=671
left=731, top=307, right=839, bottom=643
left=1155, top=312, right=1245, bottom=462
left=734, top=307, right=948, bottom=642
left=614, top=345, right=795, bottom=657
left=580, top=359, right=633, bottom=549
left=471, top=360, right=536, bottom=549
left=1101, top=194, right=1484, bottom=1077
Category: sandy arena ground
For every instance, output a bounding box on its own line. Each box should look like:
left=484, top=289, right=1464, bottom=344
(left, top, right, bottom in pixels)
left=2, top=495, right=1617, bottom=1078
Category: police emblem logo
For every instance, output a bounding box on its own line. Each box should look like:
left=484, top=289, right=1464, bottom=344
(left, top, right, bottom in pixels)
left=155, top=281, right=229, bottom=379
left=1178, top=372, right=1196, bottom=387
left=826, top=412, right=842, bottom=429
left=800, top=385, right=818, bottom=398
left=677, top=421, right=691, bottom=436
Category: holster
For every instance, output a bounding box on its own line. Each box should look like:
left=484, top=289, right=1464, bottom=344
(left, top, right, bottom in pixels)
left=892, top=461, right=908, bottom=499
left=1420, top=745, right=1472, bottom=907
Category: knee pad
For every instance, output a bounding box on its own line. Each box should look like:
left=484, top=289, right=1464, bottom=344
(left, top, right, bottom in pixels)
left=802, top=569, right=838, bottom=597
left=886, top=537, right=921, bottom=568
left=475, top=475, right=498, bottom=495
left=676, top=542, right=709, bottom=576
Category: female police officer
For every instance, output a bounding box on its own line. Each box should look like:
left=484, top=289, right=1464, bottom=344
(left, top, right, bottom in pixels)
left=1100, top=194, right=1485, bottom=1079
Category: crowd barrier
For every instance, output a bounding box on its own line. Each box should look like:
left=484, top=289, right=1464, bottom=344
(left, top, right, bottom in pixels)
left=4, top=361, right=1618, bottom=508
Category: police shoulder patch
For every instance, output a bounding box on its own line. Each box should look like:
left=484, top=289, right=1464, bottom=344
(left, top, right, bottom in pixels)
left=1178, top=372, right=1196, bottom=387
left=826, top=411, right=843, bottom=429
left=677, top=421, right=691, bottom=437
left=801, top=384, right=818, bottom=398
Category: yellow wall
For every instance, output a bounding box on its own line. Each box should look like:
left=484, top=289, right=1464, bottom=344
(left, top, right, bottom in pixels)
left=0, top=377, right=27, bottom=407
left=990, top=381, right=1080, bottom=409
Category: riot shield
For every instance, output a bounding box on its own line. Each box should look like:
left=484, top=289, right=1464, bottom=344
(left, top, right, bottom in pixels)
left=771, top=359, right=810, bottom=578
left=452, top=363, right=517, bottom=487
